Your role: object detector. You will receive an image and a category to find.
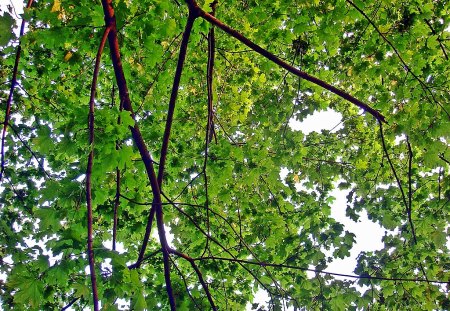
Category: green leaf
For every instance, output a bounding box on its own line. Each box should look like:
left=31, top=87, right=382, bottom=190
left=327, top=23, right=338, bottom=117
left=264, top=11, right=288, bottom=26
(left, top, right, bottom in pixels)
left=0, top=12, right=15, bottom=46
left=132, top=291, right=147, bottom=311
left=13, top=279, right=44, bottom=308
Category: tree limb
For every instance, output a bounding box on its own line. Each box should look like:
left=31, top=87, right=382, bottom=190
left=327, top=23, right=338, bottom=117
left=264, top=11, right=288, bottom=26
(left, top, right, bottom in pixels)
left=100, top=0, right=176, bottom=309
left=1, top=0, right=34, bottom=182
left=184, top=0, right=386, bottom=123
left=86, top=25, right=111, bottom=311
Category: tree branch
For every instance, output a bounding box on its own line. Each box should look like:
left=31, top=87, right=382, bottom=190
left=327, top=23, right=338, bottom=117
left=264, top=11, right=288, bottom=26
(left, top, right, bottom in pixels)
left=346, top=0, right=449, bottom=119
left=135, top=11, right=195, bottom=285
left=101, top=1, right=177, bottom=308
left=1, top=0, right=34, bottom=182
left=201, top=0, right=218, bottom=258
left=170, top=248, right=218, bottom=310
left=378, top=121, right=416, bottom=244
left=184, top=0, right=386, bottom=123
left=61, top=297, right=79, bottom=311
left=86, top=25, right=111, bottom=311
left=405, top=137, right=417, bottom=244
left=113, top=84, right=121, bottom=252
left=194, top=256, right=448, bottom=284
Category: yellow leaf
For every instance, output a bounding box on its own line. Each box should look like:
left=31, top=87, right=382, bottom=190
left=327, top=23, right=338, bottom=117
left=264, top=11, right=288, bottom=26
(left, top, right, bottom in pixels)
left=51, top=0, right=61, bottom=12
left=63, top=51, right=73, bottom=62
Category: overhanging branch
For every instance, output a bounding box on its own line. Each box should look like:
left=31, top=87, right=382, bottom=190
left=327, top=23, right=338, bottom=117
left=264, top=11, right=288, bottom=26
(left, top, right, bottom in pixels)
left=184, top=0, right=387, bottom=123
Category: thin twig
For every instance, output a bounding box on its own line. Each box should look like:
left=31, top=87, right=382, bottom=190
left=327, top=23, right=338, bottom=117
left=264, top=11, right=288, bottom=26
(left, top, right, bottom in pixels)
left=405, top=137, right=417, bottom=244
left=0, top=0, right=34, bottom=182
left=346, top=0, right=449, bottom=119
left=378, top=121, right=416, bottom=244
left=201, top=0, right=218, bottom=258
left=113, top=84, right=121, bottom=252
left=193, top=256, right=447, bottom=284
left=7, top=124, right=50, bottom=179
left=86, top=26, right=111, bottom=311
left=170, top=248, right=218, bottom=311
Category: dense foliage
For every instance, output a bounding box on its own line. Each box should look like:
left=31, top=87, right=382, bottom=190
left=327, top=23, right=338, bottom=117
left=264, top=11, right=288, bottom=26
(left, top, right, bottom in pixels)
left=0, top=0, right=449, bottom=310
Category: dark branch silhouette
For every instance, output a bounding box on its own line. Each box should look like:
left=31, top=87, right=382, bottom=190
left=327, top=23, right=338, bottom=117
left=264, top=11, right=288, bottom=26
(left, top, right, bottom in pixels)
left=0, top=0, right=34, bottom=182
left=86, top=25, right=111, bottom=311
left=184, top=0, right=386, bottom=123
left=170, top=249, right=218, bottom=311
left=136, top=12, right=196, bottom=271
left=113, top=84, right=121, bottom=252
left=101, top=0, right=177, bottom=308
left=194, top=256, right=448, bottom=284
left=378, top=121, right=417, bottom=244
left=346, top=0, right=450, bottom=119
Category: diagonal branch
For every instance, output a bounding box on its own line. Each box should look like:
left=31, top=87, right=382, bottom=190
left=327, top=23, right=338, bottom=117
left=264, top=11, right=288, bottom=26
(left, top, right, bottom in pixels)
left=184, top=0, right=386, bottom=123
left=135, top=11, right=196, bottom=268
left=86, top=25, right=111, bottom=311
left=100, top=1, right=181, bottom=309
left=1, top=0, right=34, bottom=182
left=170, top=248, right=218, bottom=310
left=7, top=123, right=50, bottom=179
left=346, top=0, right=449, bottom=119
left=161, top=191, right=277, bottom=298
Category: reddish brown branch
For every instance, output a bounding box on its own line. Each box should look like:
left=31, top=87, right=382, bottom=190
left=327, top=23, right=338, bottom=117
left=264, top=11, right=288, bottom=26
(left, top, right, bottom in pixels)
left=101, top=1, right=176, bottom=309
left=0, top=0, right=34, bottom=182
left=184, top=0, right=386, bottom=123
left=86, top=26, right=111, bottom=311
left=170, top=249, right=217, bottom=310
left=136, top=11, right=195, bottom=267
left=113, top=85, right=121, bottom=252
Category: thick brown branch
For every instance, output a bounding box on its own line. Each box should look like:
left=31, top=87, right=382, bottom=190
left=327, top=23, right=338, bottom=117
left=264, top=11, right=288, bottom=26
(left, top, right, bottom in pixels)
left=101, top=1, right=176, bottom=309
left=86, top=26, right=111, bottom=311
left=184, top=0, right=386, bottom=123
left=0, top=0, right=34, bottom=182
left=157, top=14, right=196, bottom=186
